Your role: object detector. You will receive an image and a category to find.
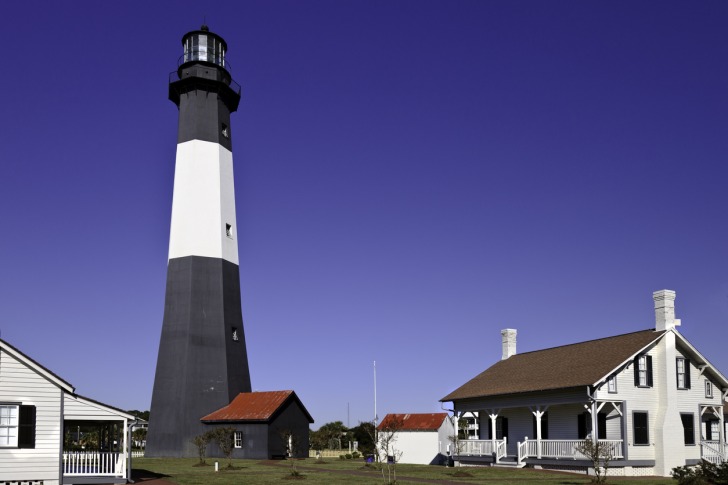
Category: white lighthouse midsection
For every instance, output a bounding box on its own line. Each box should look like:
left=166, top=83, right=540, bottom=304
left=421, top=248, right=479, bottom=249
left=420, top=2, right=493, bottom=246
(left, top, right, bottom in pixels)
left=168, top=139, right=239, bottom=265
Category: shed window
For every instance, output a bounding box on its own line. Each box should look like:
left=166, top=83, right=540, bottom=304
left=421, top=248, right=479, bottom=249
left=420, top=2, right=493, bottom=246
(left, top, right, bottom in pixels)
left=234, top=431, right=243, bottom=448
left=0, top=404, right=34, bottom=448
left=0, top=405, right=18, bottom=447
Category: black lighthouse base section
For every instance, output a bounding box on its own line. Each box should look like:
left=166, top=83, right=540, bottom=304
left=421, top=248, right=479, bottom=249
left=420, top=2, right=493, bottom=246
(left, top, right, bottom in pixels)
left=146, top=255, right=252, bottom=457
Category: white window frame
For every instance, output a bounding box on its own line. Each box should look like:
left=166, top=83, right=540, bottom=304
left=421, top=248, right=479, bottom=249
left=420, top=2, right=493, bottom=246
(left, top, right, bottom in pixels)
left=677, top=358, right=686, bottom=389
left=638, top=356, right=648, bottom=387
left=234, top=431, right=243, bottom=449
left=608, top=375, right=617, bottom=393
left=705, top=380, right=713, bottom=398
left=0, top=404, right=19, bottom=447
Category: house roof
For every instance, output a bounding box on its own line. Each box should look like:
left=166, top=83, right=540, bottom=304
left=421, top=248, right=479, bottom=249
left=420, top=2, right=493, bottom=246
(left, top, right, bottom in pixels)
left=377, top=413, right=448, bottom=431
left=200, top=390, right=314, bottom=424
left=441, top=329, right=664, bottom=402
left=0, top=338, right=75, bottom=392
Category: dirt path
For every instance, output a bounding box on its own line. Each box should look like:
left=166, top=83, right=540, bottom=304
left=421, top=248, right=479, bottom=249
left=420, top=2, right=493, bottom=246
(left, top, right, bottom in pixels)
left=259, top=460, right=480, bottom=484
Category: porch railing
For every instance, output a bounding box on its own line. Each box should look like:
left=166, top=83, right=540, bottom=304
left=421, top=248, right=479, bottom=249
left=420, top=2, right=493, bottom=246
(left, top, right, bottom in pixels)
left=62, top=451, right=126, bottom=477
left=518, top=439, right=624, bottom=464
left=457, top=438, right=507, bottom=458
left=701, top=441, right=727, bottom=464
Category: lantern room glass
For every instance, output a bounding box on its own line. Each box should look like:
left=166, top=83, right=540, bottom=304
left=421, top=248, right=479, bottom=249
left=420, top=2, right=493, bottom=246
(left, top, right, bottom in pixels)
left=183, top=33, right=226, bottom=67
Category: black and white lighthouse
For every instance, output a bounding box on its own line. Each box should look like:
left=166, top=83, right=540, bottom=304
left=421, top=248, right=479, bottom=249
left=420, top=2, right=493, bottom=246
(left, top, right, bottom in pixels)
left=147, top=26, right=252, bottom=457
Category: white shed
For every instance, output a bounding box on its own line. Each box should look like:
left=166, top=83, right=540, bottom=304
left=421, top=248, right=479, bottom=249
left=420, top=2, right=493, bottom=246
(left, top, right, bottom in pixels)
left=377, top=413, right=455, bottom=465
left=0, top=338, right=136, bottom=485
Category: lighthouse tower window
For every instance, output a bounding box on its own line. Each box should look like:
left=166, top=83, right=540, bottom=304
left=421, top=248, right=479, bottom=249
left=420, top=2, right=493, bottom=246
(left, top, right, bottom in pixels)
left=225, top=223, right=233, bottom=238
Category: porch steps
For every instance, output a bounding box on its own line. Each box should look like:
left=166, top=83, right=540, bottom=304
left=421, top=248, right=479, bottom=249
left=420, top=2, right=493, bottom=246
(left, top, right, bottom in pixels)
left=494, top=457, right=526, bottom=468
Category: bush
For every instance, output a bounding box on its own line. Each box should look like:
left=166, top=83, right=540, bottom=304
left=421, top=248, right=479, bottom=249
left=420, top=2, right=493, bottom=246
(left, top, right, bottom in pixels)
left=352, top=451, right=360, bottom=459
left=672, top=461, right=728, bottom=485
left=339, top=454, right=346, bottom=460
left=345, top=453, right=353, bottom=459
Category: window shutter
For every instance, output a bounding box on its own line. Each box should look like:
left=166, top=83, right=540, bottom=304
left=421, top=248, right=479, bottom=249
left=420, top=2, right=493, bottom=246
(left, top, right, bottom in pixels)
left=633, top=356, right=640, bottom=387
left=646, top=355, right=653, bottom=387
left=597, top=413, right=607, bottom=439
left=578, top=413, right=587, bottom=439
left=19, top=405, right=36, bottom=449
left=542, top=412, right=548, bottom=440
left=501, top=417, right=508, bottom=441
left=487, top=419, right=492, bottom=440
left=684, top=359, right=691, bottom=389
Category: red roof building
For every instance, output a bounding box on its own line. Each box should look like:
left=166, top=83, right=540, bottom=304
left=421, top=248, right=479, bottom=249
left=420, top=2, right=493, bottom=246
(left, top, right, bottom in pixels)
left=200, top=390, right=313, bottom=459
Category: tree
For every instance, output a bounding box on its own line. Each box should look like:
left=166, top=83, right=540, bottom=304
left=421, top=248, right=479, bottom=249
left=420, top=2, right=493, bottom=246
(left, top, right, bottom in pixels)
left=575, top=439, right=614, bottom=484
left=310, top=421, right=349, bottom=450
left=350, top=421, right=375, bottom=456
left=132, top=428, right=147, bottom=449
left=277, top=427, right=302, bottom=476
left=375, top=416, right=404, bottom=484
left=209, top=427, right=236, bottom=468
left=191, top=432, right=211, bottom=465
left=127, top=410, right=150, bottom=421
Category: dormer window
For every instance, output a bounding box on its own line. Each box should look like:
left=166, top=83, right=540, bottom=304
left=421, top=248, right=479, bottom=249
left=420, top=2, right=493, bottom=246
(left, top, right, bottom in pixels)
left=608, top=375, right=617, bottom=393
left=634, top=354, right=653, bottom=388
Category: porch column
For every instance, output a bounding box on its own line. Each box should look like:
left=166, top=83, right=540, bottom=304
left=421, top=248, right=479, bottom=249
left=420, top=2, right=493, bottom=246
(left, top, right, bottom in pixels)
left=531, top=406, right=548, bottom=459
left=489, top=412, right=498, bottom=450
left=591, top=400, right=598, bottom=444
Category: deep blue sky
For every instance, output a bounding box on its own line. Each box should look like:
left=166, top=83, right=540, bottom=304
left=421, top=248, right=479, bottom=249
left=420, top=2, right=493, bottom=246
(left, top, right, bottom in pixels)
left=2, top=1, right=727, bottom=429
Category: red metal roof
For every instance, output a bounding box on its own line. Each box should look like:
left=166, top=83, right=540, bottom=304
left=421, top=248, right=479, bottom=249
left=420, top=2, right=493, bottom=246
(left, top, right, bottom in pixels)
left=200, top=390, right=313, bottom=423
left=377, top=413, right=448, bottom=431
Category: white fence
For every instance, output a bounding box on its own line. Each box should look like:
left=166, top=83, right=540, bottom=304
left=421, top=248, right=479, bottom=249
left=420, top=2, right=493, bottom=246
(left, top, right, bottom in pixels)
left=63, top=451, right=125, bottom=477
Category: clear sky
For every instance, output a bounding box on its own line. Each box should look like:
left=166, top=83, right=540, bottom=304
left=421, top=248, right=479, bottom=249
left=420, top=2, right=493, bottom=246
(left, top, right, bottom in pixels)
left=1, top=1, right=727, bottom=429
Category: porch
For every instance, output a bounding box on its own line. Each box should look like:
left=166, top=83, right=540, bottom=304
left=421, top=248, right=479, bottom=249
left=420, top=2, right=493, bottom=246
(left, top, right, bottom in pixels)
left=456, top=438, right=624, bottom=466
left=61, top=393, right=136, bottom=484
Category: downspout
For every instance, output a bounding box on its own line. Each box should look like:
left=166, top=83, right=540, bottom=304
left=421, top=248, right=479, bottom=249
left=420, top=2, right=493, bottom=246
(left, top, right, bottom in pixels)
left=127, top=418, right=140, bottom=484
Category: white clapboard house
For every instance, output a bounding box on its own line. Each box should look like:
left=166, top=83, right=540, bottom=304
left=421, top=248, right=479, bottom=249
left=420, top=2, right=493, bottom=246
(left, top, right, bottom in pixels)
left=441, top=290, right=728, bottom=477
left=376, top=413, right=455, bottom=465
left=0, top=338, right=137, bottom=485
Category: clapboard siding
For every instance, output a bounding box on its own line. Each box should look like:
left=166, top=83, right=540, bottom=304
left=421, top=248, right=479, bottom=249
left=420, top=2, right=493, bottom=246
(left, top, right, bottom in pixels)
left=64, top=395, right=126, bottom=420
left=0, top=349, right=62, bottom=485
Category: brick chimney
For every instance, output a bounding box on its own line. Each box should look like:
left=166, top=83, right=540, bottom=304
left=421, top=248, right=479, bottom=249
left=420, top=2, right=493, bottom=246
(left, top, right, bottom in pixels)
left=653, top=289, right=681, bottom=331
left=501, top=329, right=517, bottom=360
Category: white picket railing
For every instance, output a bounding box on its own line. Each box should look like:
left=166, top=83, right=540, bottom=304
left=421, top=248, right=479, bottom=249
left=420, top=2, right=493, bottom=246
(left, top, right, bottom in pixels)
left=495, top=438, right=508, bottom=463
left=458, top=438, right=504, bottom=456
left=63, top=451, right=126, bottom=477
left=517, top=439, right=624, bottom=463
left=701, top=441, right=726, bottom=464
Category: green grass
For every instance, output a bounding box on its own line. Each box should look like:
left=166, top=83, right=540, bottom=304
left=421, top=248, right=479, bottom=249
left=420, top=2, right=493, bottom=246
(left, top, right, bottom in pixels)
left=133, top=457, right=676, bottom=485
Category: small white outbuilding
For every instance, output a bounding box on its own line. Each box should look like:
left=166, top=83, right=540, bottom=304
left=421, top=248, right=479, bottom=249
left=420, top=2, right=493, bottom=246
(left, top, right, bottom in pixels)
left=377, top=412, right=455, bottom=465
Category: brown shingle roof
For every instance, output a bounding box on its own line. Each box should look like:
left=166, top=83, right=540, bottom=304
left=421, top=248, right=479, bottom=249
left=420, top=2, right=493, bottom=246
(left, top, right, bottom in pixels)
left=377, top=413, right=448, bottom=431
left=200, top=390, right=314, bottom=423
left=441, top=329, right=664, bottom=402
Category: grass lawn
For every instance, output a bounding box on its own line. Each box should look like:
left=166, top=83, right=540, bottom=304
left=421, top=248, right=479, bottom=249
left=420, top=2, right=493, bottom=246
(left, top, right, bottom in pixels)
left=133, top=457, right=676, bottom=485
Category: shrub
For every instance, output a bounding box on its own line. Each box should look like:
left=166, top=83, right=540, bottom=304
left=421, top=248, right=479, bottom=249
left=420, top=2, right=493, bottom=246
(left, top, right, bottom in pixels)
left=672, top=461, right=728, bottom=485
left=352, top=451, right=360, bottom=459
left=345, top=453, right=353, bottom=459
left=339, top=454, right=346, bottom=460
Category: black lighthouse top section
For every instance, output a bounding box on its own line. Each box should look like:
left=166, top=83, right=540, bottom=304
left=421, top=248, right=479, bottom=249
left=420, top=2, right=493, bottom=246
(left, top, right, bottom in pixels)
left=182, top=25, right=228, bottom=68
left=169, top=25, right=241, bottom=113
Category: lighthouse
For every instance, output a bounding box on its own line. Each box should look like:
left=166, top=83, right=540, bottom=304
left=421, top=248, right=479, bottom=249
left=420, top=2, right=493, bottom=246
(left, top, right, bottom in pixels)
left=147, top=25, right=252, bottom=457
